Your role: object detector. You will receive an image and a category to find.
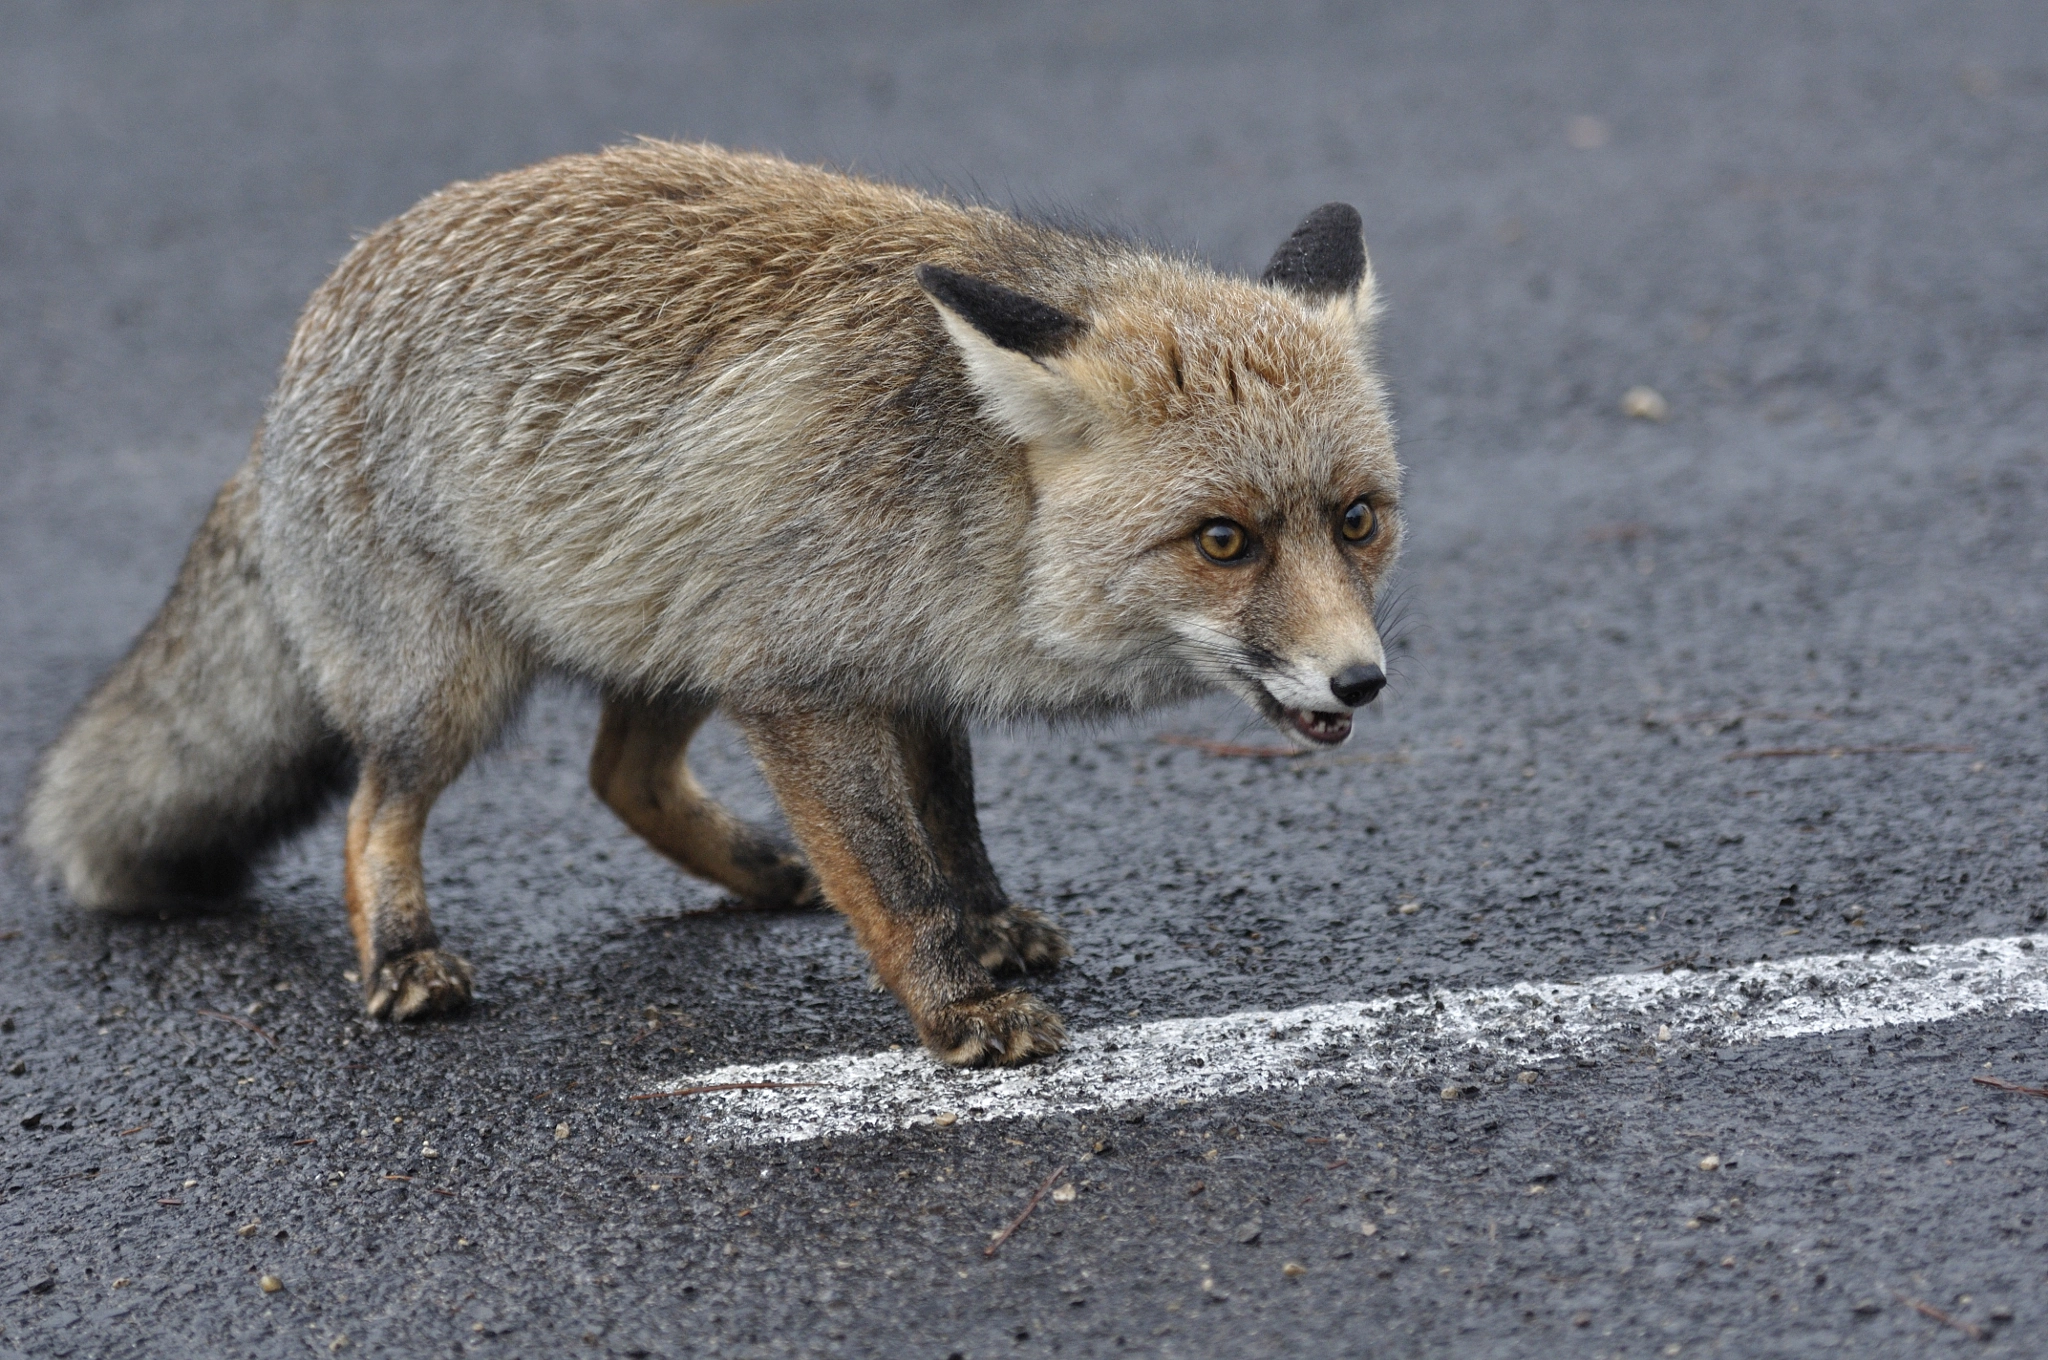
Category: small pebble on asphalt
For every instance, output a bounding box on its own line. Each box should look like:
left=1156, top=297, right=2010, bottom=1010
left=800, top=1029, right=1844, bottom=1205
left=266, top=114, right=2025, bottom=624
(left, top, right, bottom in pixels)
left=555, top=1123, right=570, bottom=1140
left=1698, top=1154, right=1721, bottom=1171
left=1621, top=385, right=1669, bottom=420
left=259, top=1275, right=283, bottom=1293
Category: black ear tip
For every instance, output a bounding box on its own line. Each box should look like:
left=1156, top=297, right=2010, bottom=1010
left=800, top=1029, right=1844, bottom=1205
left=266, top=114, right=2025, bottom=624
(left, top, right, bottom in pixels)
left=915, top=263, right=1089, bottom=359
left=916, top=263, right=971, bottom=308
left=1306, top=202, right=1363, bottom=234
left=1260, top=202, right=1368, bottom=300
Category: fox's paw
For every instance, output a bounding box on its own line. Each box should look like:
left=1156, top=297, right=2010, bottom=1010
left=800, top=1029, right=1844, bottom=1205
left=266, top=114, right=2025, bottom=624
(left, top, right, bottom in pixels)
left=925, top=990, right=1066, bottom=1067
left=962, top=905, right=1072, bottom=976
left=757, top=854, right=824, bottom=910
left=365, top=949, right=474, bottom=1022
left=727, top=846, right=825, bottom=911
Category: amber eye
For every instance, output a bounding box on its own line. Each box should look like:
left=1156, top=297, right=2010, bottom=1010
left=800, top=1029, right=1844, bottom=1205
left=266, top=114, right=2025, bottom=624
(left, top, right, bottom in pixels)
left=1195, top=519, right=1251, bottom=563
left=1340, top=497, right=1378, bottom=544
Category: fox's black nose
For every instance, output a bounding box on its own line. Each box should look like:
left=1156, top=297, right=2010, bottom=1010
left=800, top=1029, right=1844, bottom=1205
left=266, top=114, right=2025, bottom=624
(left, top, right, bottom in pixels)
left=1330, top=663, right=1386, bottom=708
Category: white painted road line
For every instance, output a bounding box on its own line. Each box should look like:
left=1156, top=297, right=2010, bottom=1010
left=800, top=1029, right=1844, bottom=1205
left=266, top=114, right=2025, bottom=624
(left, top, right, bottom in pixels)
left=643, top=933, right=2048, bottom=1147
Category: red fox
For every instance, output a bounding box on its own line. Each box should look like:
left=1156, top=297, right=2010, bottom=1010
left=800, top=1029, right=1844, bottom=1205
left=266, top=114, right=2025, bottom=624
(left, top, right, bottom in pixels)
left=23, top=141, right=1401, bottom=1065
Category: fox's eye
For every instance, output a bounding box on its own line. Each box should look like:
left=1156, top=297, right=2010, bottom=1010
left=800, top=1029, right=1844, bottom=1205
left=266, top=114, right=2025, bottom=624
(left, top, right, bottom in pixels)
left=1195, top=519, right=1251, bottom=564
left=1340, top=497, right=1377, bottom=544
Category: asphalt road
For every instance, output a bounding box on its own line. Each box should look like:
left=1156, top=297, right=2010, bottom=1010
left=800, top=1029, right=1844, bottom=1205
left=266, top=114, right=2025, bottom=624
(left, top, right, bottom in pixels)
left=4, top=2, right=2046, bottom=1356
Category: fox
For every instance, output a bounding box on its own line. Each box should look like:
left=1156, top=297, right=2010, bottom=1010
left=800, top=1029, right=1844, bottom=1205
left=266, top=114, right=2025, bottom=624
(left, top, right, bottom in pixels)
left=21, top=140, right=1401, bottom=1066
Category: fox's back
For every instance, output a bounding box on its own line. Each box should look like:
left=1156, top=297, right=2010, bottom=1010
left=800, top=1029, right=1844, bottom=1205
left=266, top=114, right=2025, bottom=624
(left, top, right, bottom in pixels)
left=284, top=141, right=1089, bottom=418
left=258, top=144, right=1116, bottom=698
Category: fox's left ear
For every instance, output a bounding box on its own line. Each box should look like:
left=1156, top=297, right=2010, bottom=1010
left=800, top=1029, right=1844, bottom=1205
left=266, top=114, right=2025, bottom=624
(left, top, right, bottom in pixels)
left=1260, top=202, right=1378, bottom=336
left=917, top=264, right=1094, bottom=446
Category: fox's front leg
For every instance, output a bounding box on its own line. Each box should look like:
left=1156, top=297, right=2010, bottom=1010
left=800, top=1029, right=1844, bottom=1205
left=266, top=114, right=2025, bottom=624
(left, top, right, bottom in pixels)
left=589, top=694, right=819, bottom=908
left=343, top=759, right=472, bottom=1020
left=734, top=705, right=1064, bottom=1066
left=898, top=716, right=1070, bottom=977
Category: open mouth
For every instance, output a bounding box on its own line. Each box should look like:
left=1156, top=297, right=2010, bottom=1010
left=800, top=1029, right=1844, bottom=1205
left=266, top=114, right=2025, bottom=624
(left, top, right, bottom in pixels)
left=1247, top=684, right=1354, bottom=747
left=1283, top=706, right=1353, bottom=746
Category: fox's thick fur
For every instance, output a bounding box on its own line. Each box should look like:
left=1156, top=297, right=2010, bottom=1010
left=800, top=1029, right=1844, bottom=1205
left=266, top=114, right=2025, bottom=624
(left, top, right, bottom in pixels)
left=23, top=141, right=1402, bottom=1065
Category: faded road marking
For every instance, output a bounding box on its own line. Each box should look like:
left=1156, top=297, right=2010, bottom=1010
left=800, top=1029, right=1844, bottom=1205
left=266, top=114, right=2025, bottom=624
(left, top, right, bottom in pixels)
left=645, top=933, right=2048, bottom=1146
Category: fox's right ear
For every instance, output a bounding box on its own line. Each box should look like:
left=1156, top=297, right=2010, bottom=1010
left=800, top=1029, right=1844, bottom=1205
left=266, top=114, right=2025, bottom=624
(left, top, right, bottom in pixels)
left=917, top=264, right=1093, bottom=446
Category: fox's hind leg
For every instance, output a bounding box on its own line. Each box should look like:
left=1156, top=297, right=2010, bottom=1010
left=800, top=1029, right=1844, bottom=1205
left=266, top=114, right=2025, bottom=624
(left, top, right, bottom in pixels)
left=589, top=695, right=819, bottom=908
left=311, top=617, right=530, bottom=1022
left=898, top=716, right=1070, bottom=976
left=343, top=760, right=473, bottom=1020
left=734, top=705, right=1065, bottom=1067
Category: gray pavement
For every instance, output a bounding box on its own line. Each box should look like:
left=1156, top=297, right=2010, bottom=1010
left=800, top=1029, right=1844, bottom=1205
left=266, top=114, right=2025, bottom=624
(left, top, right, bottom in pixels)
left=3, top=2, right=2046, bottom=1356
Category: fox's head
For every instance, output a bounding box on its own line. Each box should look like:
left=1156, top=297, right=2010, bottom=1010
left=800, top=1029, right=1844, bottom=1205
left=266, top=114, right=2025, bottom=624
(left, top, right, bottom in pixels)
left=920, top=205, right=1401, bottom=745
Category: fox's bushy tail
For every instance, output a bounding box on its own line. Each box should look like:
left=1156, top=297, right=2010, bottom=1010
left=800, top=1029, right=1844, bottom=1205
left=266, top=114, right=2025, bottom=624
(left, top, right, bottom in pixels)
left=21, top=466, right=348, bottom=909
